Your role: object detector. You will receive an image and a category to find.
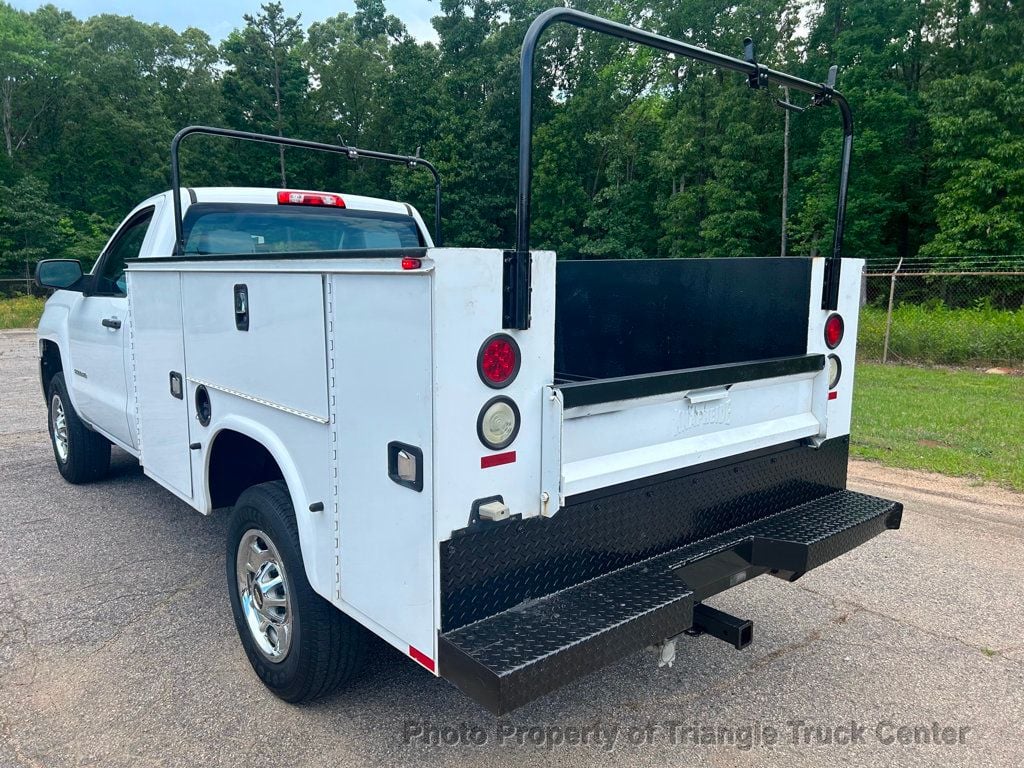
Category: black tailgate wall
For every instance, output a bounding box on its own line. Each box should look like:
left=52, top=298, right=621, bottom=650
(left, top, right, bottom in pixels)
left=555, top=257, right=812, bottom=379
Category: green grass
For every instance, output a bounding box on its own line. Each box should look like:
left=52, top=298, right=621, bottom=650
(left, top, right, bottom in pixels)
left=852, top=363, right=1024, bottom=491
left=859, top=304, right=1024, bottom=366
left=0, top=295, right=45, bottom=329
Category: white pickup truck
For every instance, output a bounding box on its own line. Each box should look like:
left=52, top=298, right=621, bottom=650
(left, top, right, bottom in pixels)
left=34, top=9, right=901, bottom=715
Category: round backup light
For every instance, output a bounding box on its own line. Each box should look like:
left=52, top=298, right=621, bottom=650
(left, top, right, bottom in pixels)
left=478, top=334, right=521, bottom=388
left=477, top=396, right=520, bottom=450
left=827, top=354, right=842, bottom=389
left=824, top=313, right=845, bottom=349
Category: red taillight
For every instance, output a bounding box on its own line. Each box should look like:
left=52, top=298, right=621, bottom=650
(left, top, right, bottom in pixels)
left=401, top=257, right=422, bottom=270
left=824, top=314, right=844, bottom=349
left=277, top=190, right=345, bottom=207
left=478, top=334, right=520, bottom=388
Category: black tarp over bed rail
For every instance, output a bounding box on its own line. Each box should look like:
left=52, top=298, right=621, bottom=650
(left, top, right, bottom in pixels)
left=505, top=7, right=854, bottom=329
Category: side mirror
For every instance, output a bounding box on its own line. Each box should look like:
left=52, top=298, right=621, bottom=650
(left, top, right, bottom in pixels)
left=35, top=259, right=85, bottom=292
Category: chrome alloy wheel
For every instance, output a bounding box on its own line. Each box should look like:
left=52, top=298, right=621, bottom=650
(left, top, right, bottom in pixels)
left=236, top=529, right=293, bottom=662
left=51, top=394, right=69, bottom=463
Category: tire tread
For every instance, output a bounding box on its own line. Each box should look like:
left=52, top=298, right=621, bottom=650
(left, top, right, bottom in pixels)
left=228, top=480, right=366, bottom=702
left=48, top=372, right=111, bottom=484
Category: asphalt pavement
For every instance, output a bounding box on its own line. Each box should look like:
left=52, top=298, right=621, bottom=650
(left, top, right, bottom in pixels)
left=1, top=327, right=1022, bottom=767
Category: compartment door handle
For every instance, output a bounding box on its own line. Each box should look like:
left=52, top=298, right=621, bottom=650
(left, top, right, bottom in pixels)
left=233, top=284, right=249, bottom=331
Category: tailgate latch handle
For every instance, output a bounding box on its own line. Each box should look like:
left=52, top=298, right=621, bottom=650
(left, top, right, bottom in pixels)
left=685, top=387, right=729, bottom=404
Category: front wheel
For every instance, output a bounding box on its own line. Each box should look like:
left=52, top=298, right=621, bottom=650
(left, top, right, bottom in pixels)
left=226, top=481, right=366, bottom=702
left=47, top=372, right=111, bottom=484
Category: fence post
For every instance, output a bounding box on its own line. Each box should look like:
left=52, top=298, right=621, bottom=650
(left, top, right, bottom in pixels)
left=881, top=256, right=903, bottom=364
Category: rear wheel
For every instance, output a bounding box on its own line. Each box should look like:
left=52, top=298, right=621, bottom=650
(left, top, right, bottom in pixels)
left=226, top=481, right=366, bottom=702
left=47, top=372, right=111, bottom=484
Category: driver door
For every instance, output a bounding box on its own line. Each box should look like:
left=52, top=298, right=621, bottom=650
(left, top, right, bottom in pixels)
left=67, top=207, right=155, bottom=449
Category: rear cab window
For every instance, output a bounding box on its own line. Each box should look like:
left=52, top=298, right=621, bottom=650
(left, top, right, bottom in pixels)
left=181, top=203, right=425, bottom=256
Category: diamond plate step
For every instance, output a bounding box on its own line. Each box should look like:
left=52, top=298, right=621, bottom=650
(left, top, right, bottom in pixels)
left=439, top=489, right=902, bottom=714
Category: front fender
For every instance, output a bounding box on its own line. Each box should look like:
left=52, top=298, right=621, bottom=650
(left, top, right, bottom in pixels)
left=36, top=295, right=79, bottom=409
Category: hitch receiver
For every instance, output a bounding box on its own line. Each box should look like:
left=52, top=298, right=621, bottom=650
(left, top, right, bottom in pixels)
left=688, top=604, right=754, bottom=650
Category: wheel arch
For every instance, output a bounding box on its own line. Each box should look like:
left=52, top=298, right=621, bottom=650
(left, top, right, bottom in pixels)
left=204, top=418, right=306, bottom=513
left=204, top=414, right=333, bottom=600
left=39, top=338, right=64, bottom=400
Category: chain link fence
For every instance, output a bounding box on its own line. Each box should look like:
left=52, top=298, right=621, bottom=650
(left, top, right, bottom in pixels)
left=861, top=255, right=1024, bottom=368
left=6, top=256, right=1024, bottom=368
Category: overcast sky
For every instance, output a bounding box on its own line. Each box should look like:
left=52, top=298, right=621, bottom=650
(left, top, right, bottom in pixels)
left=8, top=0, right=440, bottom=42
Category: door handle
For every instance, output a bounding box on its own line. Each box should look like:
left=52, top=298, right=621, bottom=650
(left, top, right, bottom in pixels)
left=101, top=317, right=122, bottom=329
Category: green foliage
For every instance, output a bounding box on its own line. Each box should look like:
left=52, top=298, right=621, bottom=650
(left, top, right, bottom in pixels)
left=852, top=363, right=1024, bottom=491
left=0, top=295, right=45, bottom=328
left=858, top=304, right=1024, bottom=366
left=0, top=0, right=1022, bottom=273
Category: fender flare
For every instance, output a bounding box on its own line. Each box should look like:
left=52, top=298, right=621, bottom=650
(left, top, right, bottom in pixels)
left=203, top=414, right=331, bottom=597
left=37, top=327, right=82, bottom=414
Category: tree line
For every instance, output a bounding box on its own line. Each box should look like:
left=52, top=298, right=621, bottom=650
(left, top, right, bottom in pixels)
left=1, top=0, right=1021, bottom=283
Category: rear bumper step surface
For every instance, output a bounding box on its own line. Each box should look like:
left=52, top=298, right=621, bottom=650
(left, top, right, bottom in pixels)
left=439, top=489, right=902, bottom=715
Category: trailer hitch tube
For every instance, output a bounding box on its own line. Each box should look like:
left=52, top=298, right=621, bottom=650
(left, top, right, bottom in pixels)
left=170, top=125, right=443, bottom=256
left=687, top=603, right=754, bottom=650
left=508, top=7, right=853, bottom=328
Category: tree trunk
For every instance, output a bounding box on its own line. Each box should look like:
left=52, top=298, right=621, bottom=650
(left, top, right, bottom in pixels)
left=2, top=79, right=14, bottom=159
left=272, top=59, right=286, bottom=186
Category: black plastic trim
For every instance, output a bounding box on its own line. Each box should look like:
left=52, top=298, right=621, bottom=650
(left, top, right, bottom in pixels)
left=387, top=441, right=424, bottom=493
left=477, top=333, right=521, bottom=389
left=194, top=385, right=211, bottom=426
left=556, top=354, right=825, bottom=409
left=169, top=371, right=184, bottom=400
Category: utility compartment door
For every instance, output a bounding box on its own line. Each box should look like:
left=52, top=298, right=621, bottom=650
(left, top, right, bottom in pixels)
left=181, top=272, right=328, bottom=422
left=329, top=271, right=434, bottom=656
left=127, top=270, right=194, bottom=501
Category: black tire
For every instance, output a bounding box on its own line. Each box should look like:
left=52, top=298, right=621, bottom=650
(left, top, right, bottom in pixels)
left=226, top=480, right=366, bottom=702
left=47, top=371, right=111, bottom=484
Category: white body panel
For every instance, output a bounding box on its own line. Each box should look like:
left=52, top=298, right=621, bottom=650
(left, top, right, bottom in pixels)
left=129, top=271, right=192, bottom=498
left=66, top=294, right=135, bottom=447
left=329, top=270, right=435, bottom=656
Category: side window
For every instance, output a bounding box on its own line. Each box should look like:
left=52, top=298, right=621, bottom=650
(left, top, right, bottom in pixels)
left=97, top=208, right=154, bottom=295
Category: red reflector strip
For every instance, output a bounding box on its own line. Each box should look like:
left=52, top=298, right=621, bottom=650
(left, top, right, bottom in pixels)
left=409, top=645, right=435, bottom=672
left=277, top=190, right=345, bottom=207
left=401, top=257, right=422, bottom=270
left=481, top=451, right=516, bottom=469
left=828, top=391, right=838, bottom=400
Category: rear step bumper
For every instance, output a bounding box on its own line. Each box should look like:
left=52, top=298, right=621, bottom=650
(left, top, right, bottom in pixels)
left=439, top=489, right=902, bottom=715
